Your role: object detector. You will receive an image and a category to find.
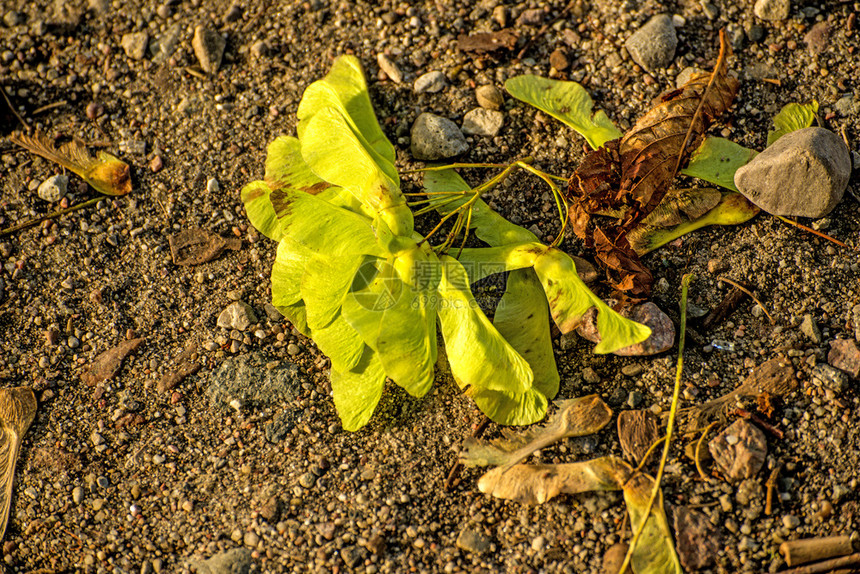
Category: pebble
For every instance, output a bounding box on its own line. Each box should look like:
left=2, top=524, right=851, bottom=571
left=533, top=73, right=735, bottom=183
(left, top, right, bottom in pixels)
left=805, top=22, right=830, bottom=55
left=250, top=40, right=269, bottom=59
left=734, top=128, right=851, bottom=218
left=709, top=419, right=767, bottom=481
left=531, top=535, right=546, bottom=551
left=673, top=506, right=720, bottom=571
left=376, top=53, right=403, bottom=84
left=549, top=48, right=569, bottom=71
left=701, top=2, right=720, bottom=20
left=782, top=514, right=800, bottom=529
left=72, top=486, right=84, bottom=505
left=577, top=302, right=675, bottom=356
left=812, top=363, right=850, bottom=393
left=754, top=0, right=790, bottom=21
left=800, top=314, right=822, bottom=344
left=410, top=113, right=469, bottom=160
left=413, top=71, right=447, bottom=93
left=192, top=548, right=252, bottom=574
left=624, top=14, right=677, bottom=71
left=207, top=177, right=220, bottom=193
left=475, top=85, right=504, bottom=111
left=286, top=343, right=300, bottom=356
left=461, top=108, right=504, bottom=137
left=37, top=175, right=69, bottom=202
left=149, top=155, right=164, bottom=173
left=217, top=301, right=258, bottom=331
left=298, top=472, right=316, bottom=488
left=582, top=367, right=600, bottom=384
left=23, top=487, right=38, bottom=500
left=517, top=8, right=544, bottom=26
left=621, top=364, right=644, bottom=377
left=85, top=101, right=104, bottom=119
left=192, top=25, right=226, bottom=74
left=243, top=531, right=259, bottom=547
left=455, top=527, right=490, bottom=554
left=828, top=339, right=860, bottom=378
left=121, top=32, right=149, bottom=60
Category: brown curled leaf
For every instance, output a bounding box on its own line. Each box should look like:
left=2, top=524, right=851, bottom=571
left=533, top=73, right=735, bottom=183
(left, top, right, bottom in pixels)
left=168, top=227, right=242, bottom=266
left=81, top=338, right=145, bottom=386
left=566, top=30, right=737, bottom=296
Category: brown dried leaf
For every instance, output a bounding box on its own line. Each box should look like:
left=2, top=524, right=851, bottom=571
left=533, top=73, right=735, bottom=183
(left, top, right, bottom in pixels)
left=618, top=410, right=661, bottom=464
left=460, top=395, right=612, bottom=469
left=566, top=30, right=737, bottom=296
left=157, top=344, right=202, bottom=394
left=169, top=227, right=242, bottom=266
left=457, top=29, right=518, bottom=53
left=0, top=387, right=37, bottom=543
left=81, top=338, right=144, bottom=386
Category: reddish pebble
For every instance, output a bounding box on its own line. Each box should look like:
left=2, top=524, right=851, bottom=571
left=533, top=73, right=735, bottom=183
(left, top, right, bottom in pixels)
left=60, top=197, right=69, bottom=209
left=90, top=289, right=103, bottom=304
left=171, top=391, right=182, bottom=404
left=126, top=328, right=136, bottom=340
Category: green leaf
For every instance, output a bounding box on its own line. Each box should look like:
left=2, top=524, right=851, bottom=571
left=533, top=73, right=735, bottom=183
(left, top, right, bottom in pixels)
left=330, top=346, right=387, bottom=431
left=271, top=237, right=314, bottom=308
left=767, top=100, right=818, bottom=147
left=623, top=474, right=684, bottom=574
left=532, top=249, right=651, bottom=352
left=241, top=180, right=282, bottom=241
left=436, top=255, right=547, bottom=426
left=681, top=137, right=758, bottom=192
left=274, top=301, right=311, bottom=337
left=342, top=255, right=438, bottom=398
left=311, top=313, right=366, bottom=372
left=455, top=243, right=543, bottom=283
left=297, top=55, right=396, bottom=169
left=493, top=269, right=559, bottom=400
left=301, top=254, right=365, bottom=330
left=300, top=105, right=413, bottom=237
left=505, top=75, right=622, bottom=150
left=422, top=169, right=539, bottom=246
left=264, top=135, right=333, bottom=193
left=270, top=188, right=385, bottom=258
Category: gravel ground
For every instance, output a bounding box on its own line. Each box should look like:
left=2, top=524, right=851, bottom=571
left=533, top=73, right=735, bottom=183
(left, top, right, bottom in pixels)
left=1, top=0, right=859, bottom=572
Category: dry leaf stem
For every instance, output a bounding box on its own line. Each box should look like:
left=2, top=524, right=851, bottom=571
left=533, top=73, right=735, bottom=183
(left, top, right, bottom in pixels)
left=695, top=421, right=718, bottom=481
left=619, top=273, right=693, bottom=574
left=0, top=196, right=101, bottom=237
left=715, top=276, right=775, bottom=324
left=775, top=216, right=850, bottom=249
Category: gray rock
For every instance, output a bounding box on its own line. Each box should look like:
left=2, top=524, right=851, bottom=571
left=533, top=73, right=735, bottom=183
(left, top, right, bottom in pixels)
left=121, top=32, right=149, bottom=60
left=206, top=354, right=302, bottom=411
left=217, top=301, right=257, bottom=331
left=191, top=548, right=252, bottom=574
left=709, top=419, right=767, bottom=481
left=734, top=127, right=851, bottom=218
left=456, top=527, right=490, bottom=554
left=264, top=409, right=298, bottom=443
left=410, top=113, right=469, bottom=160
left=413, top=71, right=447, bottom=93
left=800, top=313, right=822, bottom=344
left=192, top=25, right=226, bottom=74
left=376, top=53, right=403, bottom=84
left=461, top=108, right=504, bottom=137
left=835, top=94, right=858, bottom=117
left=3, top=11, right=24, bottom=27
left=150, top=24, right=180, bottom=63
left=754, top=0, right=790, bottom=21
left=37, top=174, right=68, bottom=202
left=517, top=8, right=545, bottom=26
left=577, top=301, right=675, bottom=356
left=701, top=2, right=720, bottom=20
left=475, top=85, right=504, bottom=110
left=812, top=363, right=850, bottom=393
left=624, top=14, right=677, bottom=71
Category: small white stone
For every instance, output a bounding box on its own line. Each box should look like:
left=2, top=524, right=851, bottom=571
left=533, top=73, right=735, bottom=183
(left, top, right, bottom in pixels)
left=206, top=177, right=220, bottom=193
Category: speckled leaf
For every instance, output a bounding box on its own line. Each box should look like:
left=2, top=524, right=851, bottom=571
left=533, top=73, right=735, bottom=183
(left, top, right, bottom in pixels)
left=505, top=75, right=622, bottom=150
left=767, top=100, right=818, bottom=147
left=681, top=137, right=757, bottom=192
left=436, top=256, right=547, bottom=426
left=330, top=346, right=387, bottom=432
left=532, top=249, right=651, bottom=352
left=493, top=269, right=559, bottom=399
